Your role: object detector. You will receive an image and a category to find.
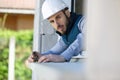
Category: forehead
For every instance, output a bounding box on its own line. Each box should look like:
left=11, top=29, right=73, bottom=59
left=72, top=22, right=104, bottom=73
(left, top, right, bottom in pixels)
left=48, top=11, right=63, bottom=20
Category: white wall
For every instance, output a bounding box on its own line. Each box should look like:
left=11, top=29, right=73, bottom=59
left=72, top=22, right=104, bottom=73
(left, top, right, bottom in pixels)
left=86, top=0, right=120, bottom=80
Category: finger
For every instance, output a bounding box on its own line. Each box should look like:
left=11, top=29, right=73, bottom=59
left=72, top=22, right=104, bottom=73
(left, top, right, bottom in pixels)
left=25, top=58, right=33, bottom=67
left=31, top=55, right=34, bottom=59
left=28, top=58, right=34, bottom=63
left=28, top=56, right=34, bottom=62
left=42, top=58, right=50, bottom=63
left=38, top=56, right=47, bottom=63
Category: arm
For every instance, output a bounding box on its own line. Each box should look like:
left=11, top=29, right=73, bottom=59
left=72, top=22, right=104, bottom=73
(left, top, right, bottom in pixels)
left=38, top=17, right=85, bottom=62
left=60, top=17, right=85, bottom=61
left=42, top=37, right=68, bottom=55
left=61, top=33, right=84, bottom=61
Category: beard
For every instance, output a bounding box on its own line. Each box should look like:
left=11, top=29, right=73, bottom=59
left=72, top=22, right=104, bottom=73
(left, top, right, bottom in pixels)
left=56, top=13, right=70, bottom=35
left=57, top=21, right=69, bottom=35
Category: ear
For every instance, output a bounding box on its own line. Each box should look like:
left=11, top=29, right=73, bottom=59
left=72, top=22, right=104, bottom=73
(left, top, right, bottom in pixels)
left=65, top=10, right=70, bottom=17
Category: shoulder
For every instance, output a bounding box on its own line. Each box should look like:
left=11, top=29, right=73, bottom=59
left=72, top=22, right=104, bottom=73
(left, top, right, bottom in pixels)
left=78, top=16, right=85, bottom=32
left=57, top=36, right=67, bottom=46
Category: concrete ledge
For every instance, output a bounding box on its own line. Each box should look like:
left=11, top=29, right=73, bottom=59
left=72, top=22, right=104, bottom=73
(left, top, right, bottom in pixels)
left=29, top=62, right=86, bottom=80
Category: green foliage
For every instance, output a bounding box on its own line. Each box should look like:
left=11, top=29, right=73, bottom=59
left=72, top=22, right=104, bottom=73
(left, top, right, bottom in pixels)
left=0, top=29, right=33, bottom=80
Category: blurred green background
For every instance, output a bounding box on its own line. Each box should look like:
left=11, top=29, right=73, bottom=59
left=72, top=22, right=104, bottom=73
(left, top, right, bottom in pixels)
left=0, top=29, right=33, bottom=80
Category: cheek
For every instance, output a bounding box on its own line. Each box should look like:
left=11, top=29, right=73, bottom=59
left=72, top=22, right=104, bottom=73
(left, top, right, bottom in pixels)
left=51, top=24, right=57, bottom=30
left=63, top=19, right=68, bottom=28
left=60, top=19, right=65, bottom=26
left=62, top=17, right=68, bottom=25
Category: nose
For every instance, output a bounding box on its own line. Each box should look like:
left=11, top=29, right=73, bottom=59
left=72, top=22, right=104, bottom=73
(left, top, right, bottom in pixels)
left=54, top=20, right=59, bottom=26
left=54, top=20, right=60, bottom=28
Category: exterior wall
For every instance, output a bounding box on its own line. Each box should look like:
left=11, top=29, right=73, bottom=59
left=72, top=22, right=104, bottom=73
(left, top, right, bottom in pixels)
left=5, top=14, right=17, bottom=30
left=17, top=14, right=34, bottom=30
left=0, top=13, right=34, bottom=30
left=0, top=0, right=35, bottom=30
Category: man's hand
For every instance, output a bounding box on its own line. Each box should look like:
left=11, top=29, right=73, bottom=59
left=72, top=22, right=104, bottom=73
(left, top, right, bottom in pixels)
left=25, top=52, right=41, bottom=67
left=25, top=53, right=66, bottom=67
left=38, top=54, right=66, bottom=63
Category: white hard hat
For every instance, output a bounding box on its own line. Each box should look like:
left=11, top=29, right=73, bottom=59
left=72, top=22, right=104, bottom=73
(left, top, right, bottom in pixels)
left=42, top=0, right=68, bottom=19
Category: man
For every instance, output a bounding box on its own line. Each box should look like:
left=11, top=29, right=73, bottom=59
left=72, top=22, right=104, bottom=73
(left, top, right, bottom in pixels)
left=26, top=0, right=85, bottom=64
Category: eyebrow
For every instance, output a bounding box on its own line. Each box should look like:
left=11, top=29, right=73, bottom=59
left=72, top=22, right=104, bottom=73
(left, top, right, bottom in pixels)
left=49, top=11, right=63, bottom=19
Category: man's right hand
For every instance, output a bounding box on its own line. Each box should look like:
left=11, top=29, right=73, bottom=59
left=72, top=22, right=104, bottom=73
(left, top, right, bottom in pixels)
left=25, top=52, right=41, bottom=67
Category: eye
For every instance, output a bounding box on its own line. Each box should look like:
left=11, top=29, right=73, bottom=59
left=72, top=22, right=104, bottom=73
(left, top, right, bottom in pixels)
left=50, top=20, right=54, bottom=23
left=56, top=15, right=61, bottom=19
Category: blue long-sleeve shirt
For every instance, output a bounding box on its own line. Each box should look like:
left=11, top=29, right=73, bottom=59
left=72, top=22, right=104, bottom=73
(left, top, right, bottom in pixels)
left=42, top=15, right=85, bottom=61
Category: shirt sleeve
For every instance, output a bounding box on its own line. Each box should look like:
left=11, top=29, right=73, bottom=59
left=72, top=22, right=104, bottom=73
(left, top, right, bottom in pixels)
left=60, top=33, right=84, bottom=61
left=42, top=37, right=68, bottom=55
left=60, top=17, right=85, bottom=61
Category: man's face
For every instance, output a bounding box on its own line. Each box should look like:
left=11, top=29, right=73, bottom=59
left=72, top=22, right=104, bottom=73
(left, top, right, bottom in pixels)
left=48, top=11, right=70, bottom=34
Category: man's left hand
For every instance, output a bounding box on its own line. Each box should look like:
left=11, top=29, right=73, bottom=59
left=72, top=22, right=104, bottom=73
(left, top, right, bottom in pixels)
left=38, top=54, right=66, bottom=63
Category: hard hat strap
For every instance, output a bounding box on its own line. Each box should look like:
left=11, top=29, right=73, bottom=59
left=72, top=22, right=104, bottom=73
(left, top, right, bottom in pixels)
left=62, top=8, right=73, bottom=35
left=62, top=8, right=70, bottom=22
